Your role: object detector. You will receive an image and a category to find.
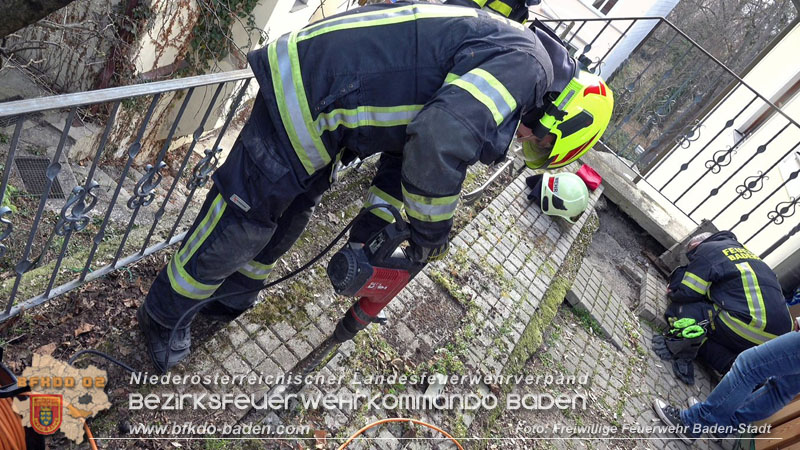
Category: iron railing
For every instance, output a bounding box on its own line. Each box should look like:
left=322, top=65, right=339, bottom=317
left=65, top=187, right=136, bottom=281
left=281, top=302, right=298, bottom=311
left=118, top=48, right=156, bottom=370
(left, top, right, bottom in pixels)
left=0, top=69, right=253, bottom=321
left=1, top=16, right=799, bottom=321
left=544, top=16, right=800, bottom=261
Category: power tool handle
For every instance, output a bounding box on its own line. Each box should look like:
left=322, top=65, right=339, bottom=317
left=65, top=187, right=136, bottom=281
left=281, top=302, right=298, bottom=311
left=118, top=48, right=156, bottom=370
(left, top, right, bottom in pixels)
left=364, top=220, right=421, bottom=272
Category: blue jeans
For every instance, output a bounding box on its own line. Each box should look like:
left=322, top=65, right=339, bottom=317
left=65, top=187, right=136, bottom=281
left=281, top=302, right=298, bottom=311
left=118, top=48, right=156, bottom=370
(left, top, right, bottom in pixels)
left=681, top=331, right=800, bottom=428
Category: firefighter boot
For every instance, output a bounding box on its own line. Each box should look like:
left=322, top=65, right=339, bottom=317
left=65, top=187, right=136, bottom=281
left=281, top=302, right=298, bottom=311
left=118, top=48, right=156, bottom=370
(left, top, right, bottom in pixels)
left=137, top=306, right=191, bottom=374
left=199, top=301, right=246, bottom=323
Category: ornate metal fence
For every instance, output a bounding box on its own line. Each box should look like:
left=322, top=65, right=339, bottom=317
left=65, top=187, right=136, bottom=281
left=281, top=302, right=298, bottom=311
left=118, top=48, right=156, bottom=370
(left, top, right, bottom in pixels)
left=544, top=16, right=800, bottom=263
left=1, top=16, right=799, bottom=321
left=0, top=70, right=253, bottom=321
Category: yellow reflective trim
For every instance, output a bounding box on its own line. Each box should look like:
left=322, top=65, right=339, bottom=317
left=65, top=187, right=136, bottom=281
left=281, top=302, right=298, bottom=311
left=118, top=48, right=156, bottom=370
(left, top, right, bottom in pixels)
left=297, top=5, right=478, bottom=42
left=268, top=41, right=312, bottom=174
left=487, top=0, right=512, bottom=17
left=681, top=271, right=709, bottom=295
left=287, top=32, right=331, bottom=169
left=402, top=186, right=459, bottom=205
left=364, top=186, right=403, bottom=223
left=238, top=261, right=276, bottom=281
left=472, top=68, right=517, bottom=113
left=401, top=185, right=458, bottom=222
left=736, top=262, right=767, bottom=330
left=449, top=78, right=503, bottom=124
left=177, top=194, right=226, bottom=265
left=369, top=186, right=403, bottom=209
left=719, top=311, right=776, bottom=346
left=167, top=257, right=222, bottom=300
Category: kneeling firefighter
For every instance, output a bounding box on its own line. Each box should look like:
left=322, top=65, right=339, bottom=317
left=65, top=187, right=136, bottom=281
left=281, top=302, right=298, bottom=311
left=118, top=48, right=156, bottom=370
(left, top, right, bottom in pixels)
left=137, top=2, right=615, bottom=373
left=653, top=231, right=793, bottom=384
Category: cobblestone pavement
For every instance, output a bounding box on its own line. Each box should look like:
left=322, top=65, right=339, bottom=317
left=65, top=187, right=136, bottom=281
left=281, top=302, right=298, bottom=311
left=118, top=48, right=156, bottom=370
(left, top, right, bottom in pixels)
left=157, top=168, right=739, bottom=449
left=565, top=259, right=637, bottom=351
left=491, top=301, right=737, bottom=450
left=488, top=257, right=735, bottom=449
left=158, top=169, right=599, bottom=444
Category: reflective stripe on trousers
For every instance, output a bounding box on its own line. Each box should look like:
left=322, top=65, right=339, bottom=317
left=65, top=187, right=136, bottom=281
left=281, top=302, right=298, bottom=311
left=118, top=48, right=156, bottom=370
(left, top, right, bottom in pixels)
left=168, top=194, right=227, bottom=300
left=238, top=260, right=276, bottom=281
left=364, top=186, right=404, bottom=223
left=401, top=184, right=458, bottom=222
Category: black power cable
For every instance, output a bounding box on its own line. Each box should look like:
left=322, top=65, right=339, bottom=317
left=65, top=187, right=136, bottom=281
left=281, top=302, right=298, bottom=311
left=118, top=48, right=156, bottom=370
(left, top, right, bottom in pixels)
left=68, top=205, right=389, bottom=374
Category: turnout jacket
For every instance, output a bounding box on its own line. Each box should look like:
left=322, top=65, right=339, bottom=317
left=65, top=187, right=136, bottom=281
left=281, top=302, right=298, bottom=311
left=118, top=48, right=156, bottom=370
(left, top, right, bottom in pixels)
left=668, top=231, right=792, bottom=345
left=246, top=2, right=555, bottom=247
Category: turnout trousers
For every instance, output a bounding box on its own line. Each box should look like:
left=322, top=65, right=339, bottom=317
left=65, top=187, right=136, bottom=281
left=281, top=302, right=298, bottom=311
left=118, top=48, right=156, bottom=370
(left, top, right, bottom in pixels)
left=143, top=167, right=332, bottom=329
left=143, top=97, right=335, bottom=328
left=144, top=98, right=404, bottom=329
left=665, top=301, right=756, bottom=374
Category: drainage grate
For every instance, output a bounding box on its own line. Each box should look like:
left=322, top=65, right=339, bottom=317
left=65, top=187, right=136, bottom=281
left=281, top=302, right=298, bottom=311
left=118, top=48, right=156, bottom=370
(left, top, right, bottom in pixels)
left=15, top=156, right=65, bottom=199
left=0, top=95, right=22, bottom=128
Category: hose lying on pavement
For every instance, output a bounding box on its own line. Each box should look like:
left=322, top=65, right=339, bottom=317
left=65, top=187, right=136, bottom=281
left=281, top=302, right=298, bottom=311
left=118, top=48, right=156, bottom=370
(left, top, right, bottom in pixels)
left=338, top=417, right=464, bottom=450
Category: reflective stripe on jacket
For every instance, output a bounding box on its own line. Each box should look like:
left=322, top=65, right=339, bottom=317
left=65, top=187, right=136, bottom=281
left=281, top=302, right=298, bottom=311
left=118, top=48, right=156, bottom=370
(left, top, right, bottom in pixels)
left=247, top=2, right=556, bottom=246
left=445, top=0, right=531, bottom=23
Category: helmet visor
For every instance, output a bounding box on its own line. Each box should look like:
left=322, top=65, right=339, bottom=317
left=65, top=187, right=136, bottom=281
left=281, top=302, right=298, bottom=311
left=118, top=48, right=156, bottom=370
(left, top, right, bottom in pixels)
left=522, top=140, right=552, bottom=169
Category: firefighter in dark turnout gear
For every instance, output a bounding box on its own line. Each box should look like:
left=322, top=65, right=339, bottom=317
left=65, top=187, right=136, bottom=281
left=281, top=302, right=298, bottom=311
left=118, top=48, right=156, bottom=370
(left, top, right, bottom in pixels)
left=663, top=231, right=793, bottom=375
left=137, top=2, right=609, bottom=373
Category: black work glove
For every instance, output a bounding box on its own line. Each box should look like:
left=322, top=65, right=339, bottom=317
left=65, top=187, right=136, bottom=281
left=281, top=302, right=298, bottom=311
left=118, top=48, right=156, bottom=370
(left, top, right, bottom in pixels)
left=672, top=359, right=695, bottom=386
left=407, top=240, right=450, bottom=264
left=651, top=333, right=673, bottom=361
left=526, top=174, right=544, bottom=202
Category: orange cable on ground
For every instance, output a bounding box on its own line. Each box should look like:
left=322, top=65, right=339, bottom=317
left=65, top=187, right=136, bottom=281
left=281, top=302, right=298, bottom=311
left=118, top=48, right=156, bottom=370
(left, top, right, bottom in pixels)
left=0, top=397, right=26, bottom=450
left=0, top=392, right=99, bottom=450
left=338, top=417, right=464, bottom=450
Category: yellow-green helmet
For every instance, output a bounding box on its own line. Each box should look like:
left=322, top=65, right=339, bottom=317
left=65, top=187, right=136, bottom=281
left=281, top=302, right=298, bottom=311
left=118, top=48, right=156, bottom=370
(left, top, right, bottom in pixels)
left=522, top=70, right=614, bottom=169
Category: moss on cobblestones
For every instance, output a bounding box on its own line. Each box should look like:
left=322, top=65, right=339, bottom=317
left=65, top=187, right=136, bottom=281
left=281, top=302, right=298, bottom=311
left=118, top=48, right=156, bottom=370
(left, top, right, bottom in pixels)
left=249, top=279, right=313, bottom=328
left=570, top=305, right=604, bottom=336
left=429, top=269, right=472, bottom=306
left=489, top=263, right=514, bottom=291
left=481, top=212, right=599, bottom=436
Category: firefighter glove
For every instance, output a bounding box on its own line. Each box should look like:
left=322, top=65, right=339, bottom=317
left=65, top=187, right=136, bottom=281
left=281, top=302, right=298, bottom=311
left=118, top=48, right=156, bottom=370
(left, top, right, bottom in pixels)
left=408, top=240, right=450, bottom=263
left=651, top=333, right=673, bottom=361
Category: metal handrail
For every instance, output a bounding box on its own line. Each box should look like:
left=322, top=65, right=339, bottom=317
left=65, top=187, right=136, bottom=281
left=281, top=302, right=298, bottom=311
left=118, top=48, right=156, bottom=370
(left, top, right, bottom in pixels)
left=0, top=69, right=254, bottom=117
left=540, top=16, right=800, bottom=130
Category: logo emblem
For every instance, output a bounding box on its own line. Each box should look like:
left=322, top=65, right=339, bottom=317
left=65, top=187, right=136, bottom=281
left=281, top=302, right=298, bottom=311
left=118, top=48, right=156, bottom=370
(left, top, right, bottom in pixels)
left=30, top=394, right=62, bottom=435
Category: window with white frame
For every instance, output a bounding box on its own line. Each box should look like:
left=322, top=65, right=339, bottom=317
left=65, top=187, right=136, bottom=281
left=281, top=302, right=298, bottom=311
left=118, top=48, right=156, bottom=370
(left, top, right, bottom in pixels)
left=590, top=0, right=620, bottom=14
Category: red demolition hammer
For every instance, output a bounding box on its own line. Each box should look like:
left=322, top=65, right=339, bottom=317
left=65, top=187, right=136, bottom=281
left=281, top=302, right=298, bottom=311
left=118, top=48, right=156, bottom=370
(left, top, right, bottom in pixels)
left=294, top=205, right=424, bottom=374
